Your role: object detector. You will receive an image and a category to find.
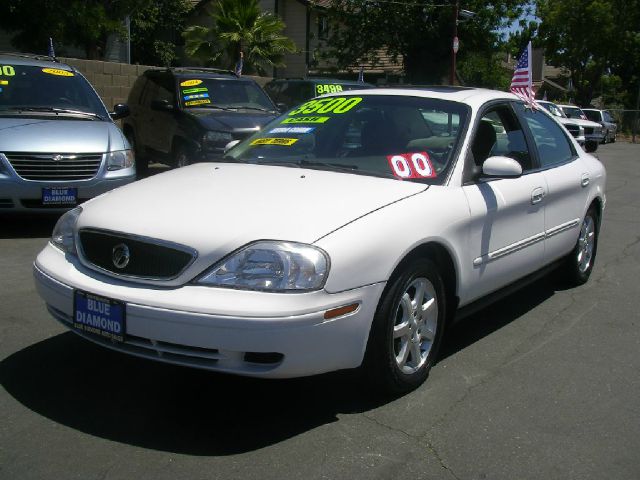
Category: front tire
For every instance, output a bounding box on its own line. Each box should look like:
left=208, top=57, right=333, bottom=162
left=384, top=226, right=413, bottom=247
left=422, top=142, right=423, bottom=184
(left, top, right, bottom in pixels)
left=564, top=206, right=599, bottom=286
left=363, top=258, right=446, bottom=394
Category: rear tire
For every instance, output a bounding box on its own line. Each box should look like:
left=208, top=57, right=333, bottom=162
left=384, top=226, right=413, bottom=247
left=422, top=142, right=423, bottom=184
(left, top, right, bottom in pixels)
left=362, top=258, right=446, bottom=395
left=564, top=205, right=599, bottom=286
left=173, top=143, right=192, bottom=168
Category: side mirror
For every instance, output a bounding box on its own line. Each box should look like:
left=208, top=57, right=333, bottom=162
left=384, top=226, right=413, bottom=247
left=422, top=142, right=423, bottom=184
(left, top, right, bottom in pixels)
left=482, top=156, right=523, bottom=178
left=224, top=139, right=241, bottom=154
left=151, top=99, right=174, bottom=112
left=110, top=103, right=130, bottom=120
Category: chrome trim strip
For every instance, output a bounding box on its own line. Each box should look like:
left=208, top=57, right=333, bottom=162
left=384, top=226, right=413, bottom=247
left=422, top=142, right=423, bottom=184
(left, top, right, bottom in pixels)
left=474, top=232, right=545, bottom=266
left=545, top=219, right=580, bottom=239
left=473, top=219, right=580, bottom=267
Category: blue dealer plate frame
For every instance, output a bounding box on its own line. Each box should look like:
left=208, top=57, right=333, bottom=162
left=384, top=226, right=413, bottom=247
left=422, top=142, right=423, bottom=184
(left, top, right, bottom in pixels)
left=73, top=290, right=126, bottom=343
left=42, top=187, right=77, bottom=205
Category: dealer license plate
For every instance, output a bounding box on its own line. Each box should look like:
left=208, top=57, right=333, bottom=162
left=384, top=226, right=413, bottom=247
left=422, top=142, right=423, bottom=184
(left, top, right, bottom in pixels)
left=73, top=291, right=126, bottom=343
left=42, top=187, right=77, bottom=205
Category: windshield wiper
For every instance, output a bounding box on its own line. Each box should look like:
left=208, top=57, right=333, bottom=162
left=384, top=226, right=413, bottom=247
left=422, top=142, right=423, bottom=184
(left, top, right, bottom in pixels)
left=226, top=105, right=276, bottom=113
left=4, top=106, right=104, bottom=120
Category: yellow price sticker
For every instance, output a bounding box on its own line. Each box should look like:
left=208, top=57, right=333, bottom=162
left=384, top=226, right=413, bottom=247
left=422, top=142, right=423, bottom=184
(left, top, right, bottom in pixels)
left=184, top=99, right=211, bottom=106
left=42, top=68, right=74, bottom=77
left=0, top=80, right=8, bottom=86
left=1, top=65, right=16, bottom=76
left=289, top=97, right=363, bottom=116
left=250, top=137, right=299, bottom=146
left=180, top=79, right=203, bottom=87
left=281, top=116, right=330, bottom=124
left=315, top=84, right=343, bottom=95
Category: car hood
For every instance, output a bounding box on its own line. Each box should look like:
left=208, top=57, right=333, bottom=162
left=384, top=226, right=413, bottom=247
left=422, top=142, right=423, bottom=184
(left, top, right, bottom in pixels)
left=562, top=118, right=601, bottom=129
left=189, top=110, right=277, bottom=132
left=77, top=162, right=427, bottom=285
left=0, top=117, right=126, bottom=153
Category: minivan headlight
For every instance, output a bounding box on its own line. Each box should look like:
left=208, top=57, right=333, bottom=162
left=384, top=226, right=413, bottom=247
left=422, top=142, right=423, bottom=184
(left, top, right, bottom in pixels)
left=51, top=206, right=82, bottom=256
left=197, top=241, right=329, bottom=292
left=107, top=149, right=134, bottom=170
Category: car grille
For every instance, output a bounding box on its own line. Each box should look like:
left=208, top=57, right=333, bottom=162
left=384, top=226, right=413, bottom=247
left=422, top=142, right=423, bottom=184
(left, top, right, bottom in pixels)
left=565, top=124, right=580, bottom=137
left=5, top=152, right=103, bottom=181
left=78, top=229, right=196, bottom=280
left=583, top=127, right=594, bottom=135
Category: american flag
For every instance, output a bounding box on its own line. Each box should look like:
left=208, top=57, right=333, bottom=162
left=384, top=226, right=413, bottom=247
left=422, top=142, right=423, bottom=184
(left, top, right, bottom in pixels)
left=510, top=41, right=535, bottom=106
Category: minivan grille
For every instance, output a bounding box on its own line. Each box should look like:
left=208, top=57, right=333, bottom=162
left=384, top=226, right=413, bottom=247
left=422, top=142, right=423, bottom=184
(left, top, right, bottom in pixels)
left=5, top=152, right=102, bottom=180
left=79, top=229, right=196, bottom=279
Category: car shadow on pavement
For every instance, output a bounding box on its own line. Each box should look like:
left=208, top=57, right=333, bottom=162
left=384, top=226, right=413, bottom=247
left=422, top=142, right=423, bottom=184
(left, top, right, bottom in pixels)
left=0, top=275, right=561, bottom=456
left=0, top=214, right=60, bottom=239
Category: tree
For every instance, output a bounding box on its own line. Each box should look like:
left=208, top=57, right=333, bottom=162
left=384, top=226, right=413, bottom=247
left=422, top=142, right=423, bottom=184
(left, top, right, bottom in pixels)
left=536, top=0, right=640, bottom=108
left=130, top=0, right=193, bottom=66
left=317, top=0, right=529, bottom=85
left=183, top=0, right=296, bottom=75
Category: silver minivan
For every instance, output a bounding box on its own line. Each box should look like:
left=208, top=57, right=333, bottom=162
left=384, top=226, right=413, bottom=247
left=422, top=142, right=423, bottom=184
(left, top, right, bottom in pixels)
left=0, top=53, right=135, bottom=213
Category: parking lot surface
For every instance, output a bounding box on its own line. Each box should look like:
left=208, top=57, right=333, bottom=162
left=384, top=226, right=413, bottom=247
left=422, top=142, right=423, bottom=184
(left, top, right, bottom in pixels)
left=1, top=142, right=639, bottom=480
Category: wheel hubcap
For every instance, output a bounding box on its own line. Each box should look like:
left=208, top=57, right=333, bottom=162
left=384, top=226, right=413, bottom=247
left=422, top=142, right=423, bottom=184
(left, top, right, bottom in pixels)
left=392, top=277, right=438, bottom=374
left=577, top=215, right=595, bottom=273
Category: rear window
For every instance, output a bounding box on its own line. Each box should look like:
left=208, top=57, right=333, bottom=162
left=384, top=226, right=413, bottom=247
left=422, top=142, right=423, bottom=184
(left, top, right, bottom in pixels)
left=177, top=77, right=275, bottom=111
left=0, top=63, right=106, bottom=116
left=583, top=110, right=601, bottom=122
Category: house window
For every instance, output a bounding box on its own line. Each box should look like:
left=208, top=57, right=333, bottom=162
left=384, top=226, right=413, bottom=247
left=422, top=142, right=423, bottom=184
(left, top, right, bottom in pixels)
left=318, top=15, right=329, bottom=40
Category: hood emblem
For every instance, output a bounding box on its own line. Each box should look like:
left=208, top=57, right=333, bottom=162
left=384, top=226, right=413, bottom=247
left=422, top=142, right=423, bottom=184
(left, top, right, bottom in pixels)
left=52, top=154, right=63, bottom=162
left=112, top=243, right=130, bottom=269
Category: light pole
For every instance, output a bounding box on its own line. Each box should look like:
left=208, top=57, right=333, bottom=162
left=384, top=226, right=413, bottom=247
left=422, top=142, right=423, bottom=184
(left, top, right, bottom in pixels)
left=450, top=3, right=475, bottom=85
left=450, top=0, right=459, bottom=85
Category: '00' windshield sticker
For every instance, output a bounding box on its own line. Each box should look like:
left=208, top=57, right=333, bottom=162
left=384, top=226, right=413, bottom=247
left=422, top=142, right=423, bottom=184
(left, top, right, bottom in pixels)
left=180, top=79, right=203, bottom=87
left=42, top=68, right=74, bottom=77
left=387, top=152, right=436, bottom=179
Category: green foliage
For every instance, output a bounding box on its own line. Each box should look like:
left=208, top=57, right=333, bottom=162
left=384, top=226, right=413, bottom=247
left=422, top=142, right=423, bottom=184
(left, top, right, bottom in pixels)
left=183, top=0, right=297, bottom=75
left=318, top=0, right=529, bottom=84
left=130, top=0, right=193, bottom=66
left=536, top=0, right=640, bottom=108
left=0, top=0, right=192, bottom=63
left=458, top=52, right=511, bottom=90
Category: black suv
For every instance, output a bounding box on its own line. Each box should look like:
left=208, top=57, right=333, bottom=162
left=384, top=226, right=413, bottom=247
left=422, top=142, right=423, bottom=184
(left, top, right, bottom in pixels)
left=123, top=68, right=278, bottom=171
left=263, top=78, right=374, bottom=111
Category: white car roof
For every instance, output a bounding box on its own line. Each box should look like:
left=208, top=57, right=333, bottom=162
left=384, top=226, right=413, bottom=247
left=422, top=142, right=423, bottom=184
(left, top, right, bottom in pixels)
left=323, top=87, right=522, bottom=109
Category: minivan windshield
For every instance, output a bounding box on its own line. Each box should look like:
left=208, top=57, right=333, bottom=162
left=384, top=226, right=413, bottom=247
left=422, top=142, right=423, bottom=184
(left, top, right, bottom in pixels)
left=0, top=64, right=108, bottom=118
left=226, top=94, right=468, bottom=183
left=178, top=78, right=276, bottom=111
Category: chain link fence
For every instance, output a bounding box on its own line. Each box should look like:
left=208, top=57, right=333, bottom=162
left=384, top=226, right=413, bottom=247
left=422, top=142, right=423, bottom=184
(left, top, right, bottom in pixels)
left=608, top=109, right=640, bottom=142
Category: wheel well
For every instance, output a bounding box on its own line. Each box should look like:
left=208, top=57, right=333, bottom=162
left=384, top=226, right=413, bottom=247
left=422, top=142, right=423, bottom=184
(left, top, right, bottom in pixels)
left=589, top=197, right=604, bottom=228
left=397, top=242, right=459, bottom=317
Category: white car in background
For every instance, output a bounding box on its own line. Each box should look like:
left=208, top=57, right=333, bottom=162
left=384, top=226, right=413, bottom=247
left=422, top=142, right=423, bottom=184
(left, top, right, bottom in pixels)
left=537, top=100, right=585, bottom=147
left=33, top=88, right=606, bottom=394
left=557, top=104, right=604, bottom=151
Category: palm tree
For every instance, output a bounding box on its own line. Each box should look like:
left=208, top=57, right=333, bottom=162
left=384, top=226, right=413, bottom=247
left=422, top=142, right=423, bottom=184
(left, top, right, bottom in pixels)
left=183, top=0, right=297, bottom=75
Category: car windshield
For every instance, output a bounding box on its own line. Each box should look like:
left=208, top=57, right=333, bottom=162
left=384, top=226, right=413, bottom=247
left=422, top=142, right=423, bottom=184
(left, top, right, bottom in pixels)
left=225, top=94, right=469, bottom=183
left=178, top=78, right=275, bottom=111
left=539, top=102, right=565, bottom=118
left=562, top=106, right=587, bottom=120
left=583, top=110, right=600, bottom=122
left=0, top=64, right=107, bottom=118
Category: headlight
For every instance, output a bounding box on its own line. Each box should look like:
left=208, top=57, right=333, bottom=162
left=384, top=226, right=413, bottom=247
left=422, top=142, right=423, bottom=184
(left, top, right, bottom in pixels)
left=107, top=149, right=134, bottom=170
left=51, top=206, right=82, bottom=255
left=203, top=131, right=233, bottom=146
left=197, top=241, right=329, bottom=292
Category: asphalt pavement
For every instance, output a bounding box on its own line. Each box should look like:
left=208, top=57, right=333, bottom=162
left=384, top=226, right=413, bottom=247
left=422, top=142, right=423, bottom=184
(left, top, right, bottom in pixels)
left=1, top=142, right=639, bottom=480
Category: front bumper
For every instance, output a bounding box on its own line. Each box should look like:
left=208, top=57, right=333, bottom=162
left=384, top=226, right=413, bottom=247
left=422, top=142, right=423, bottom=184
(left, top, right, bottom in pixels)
left=0, top=156, right=135, bottom=213
left=33, top=244, right=385, bottom=378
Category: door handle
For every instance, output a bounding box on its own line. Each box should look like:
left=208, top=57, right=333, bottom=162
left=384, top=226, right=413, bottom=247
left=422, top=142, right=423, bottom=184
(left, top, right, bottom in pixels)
left=531, top=187, right=544, bottom=205
left=581, top=173, right=590, bottom=187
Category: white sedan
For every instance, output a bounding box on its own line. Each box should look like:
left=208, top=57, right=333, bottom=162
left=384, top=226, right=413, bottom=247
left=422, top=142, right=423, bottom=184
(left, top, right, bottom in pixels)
left=33, top=88, right=606, bottom=394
